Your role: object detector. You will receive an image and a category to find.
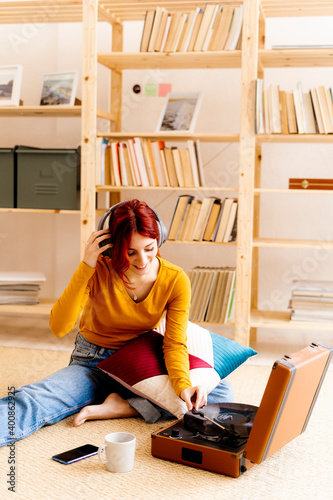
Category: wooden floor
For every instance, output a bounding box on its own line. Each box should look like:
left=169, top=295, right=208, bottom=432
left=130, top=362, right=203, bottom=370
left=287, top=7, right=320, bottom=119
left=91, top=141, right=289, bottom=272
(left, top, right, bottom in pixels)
left=0, top=314, right=332, bottom=369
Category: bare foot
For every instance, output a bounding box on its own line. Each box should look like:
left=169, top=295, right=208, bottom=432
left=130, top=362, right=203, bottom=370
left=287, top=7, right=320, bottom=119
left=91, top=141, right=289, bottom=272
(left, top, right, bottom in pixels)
left=73, top=393, right=139, bottom=427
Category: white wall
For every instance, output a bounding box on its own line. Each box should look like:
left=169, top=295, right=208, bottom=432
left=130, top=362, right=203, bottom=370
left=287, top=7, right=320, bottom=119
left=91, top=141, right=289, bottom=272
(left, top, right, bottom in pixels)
left=1, top=14, right=333, bottom=322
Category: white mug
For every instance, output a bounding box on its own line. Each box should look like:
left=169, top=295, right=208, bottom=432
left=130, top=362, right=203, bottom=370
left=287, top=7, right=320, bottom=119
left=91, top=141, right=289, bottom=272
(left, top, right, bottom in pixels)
left=98, top=432, right=136, bottom=473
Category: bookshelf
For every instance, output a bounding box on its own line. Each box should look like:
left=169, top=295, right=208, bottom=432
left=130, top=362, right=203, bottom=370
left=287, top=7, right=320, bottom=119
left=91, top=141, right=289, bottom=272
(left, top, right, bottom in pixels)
left=0, top=0, right=115, bottom=316
left=1, top=1, right=333, bottom=344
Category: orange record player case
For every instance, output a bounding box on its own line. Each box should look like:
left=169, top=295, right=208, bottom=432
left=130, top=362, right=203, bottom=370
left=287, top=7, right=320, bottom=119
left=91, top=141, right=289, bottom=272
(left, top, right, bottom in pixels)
left=151, top=343, right=332, bottom=477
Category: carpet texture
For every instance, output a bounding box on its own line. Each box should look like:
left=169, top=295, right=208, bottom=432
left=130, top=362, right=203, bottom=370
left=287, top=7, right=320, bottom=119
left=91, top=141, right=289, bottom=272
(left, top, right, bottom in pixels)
left=0, top=346, right=332, bottom=500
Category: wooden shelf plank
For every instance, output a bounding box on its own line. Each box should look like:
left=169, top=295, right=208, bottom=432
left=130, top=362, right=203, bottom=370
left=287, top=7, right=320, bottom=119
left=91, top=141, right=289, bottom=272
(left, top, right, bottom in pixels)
left=0, top=106, right=82, bottom=117
left=255, top=188, right=333, bottom=194
left=251, top=309, right=333, bottom=331
left=98, top=51, right=242, bottom=70
left=253, top=237, right=333, bottom=249
left=96, top=185, right=238, bottom=192
left=261, top=1, right=333, bottom=18
left=98, top=132, right=240, bottom=142
left=0, top=298, right=54, bottom=316
left=259, top=48, right=333, bottom=68
left=0, top=208, right=80, bottom=214
left=257, top=134, right=333, bottom=143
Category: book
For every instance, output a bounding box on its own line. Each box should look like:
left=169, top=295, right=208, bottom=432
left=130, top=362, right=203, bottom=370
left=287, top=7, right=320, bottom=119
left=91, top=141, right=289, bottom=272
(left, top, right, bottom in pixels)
left=225, top=5, right=243, bottom=50
left=205, top=269, right=224, bottom=322
left=163, top=12, right=182, bottom=52
left=177, top=200, right=194, bottom=241
left=195, top=140, right=205, bottom=186
left=316, top=86, right=333, bottom=134
left=140, top=10, right=156, bottom=52
left=279, top=90, right=289, bottom=134
left=154, top=10, right=169, bottom=52
left=163, top=147, right=179, bottom=187
left=218, top=269, right=235, bottom=323
left=171, top=147, right=185, bottom=187
left=110, top=142, right=121, bottom=186
left=180, top=8, right=202, bottom=52
left=286, top=92, right=297, bottom=134
left=187, top=140, right=200, bottom=187
left=170, top=13, right=188, bottom=53
left=147, top=7, right=166, bottom=52
left=150, top=141, right=168, bottom=186
left=127, top=139, right=141, bottom=186
left=159, top=14, right=172, bottom=52
left=270, top=84, right=282, bottom=134
left=192, top=197, right=220, bottom=241
left=293, top=85, right=306, bottom=134
left=211, top=5, right=234, bottom=51
left=207, top=6, right=223, bottom=51
left=195, top=270, right=217, bottom=322
left=214, top=198, right=235, bottom=242
left=187, top=9, right=204, bottom=51
left=201, top=4, right=220, bottom=51
left=310, top=88, right=325, bottom=134
left=255, top=79, right=264, bottom=134
left=168, top=194, right=194, bottom=240
left=179, top=148, right=195, bottom=187
left=142, top=139, right=159, bottom=186
left=181, top=199, right=202, bottom=241
left=263, top=89, right=271, bottom=134
left=202, top=198, right=222, bottom=241
left=222, top=200, right=238, bottom=242
left=133, top=138, right=150, bottom=186
left=193, top=3, right=218, bottom=51
left=303, top=92, right=317, bottom=134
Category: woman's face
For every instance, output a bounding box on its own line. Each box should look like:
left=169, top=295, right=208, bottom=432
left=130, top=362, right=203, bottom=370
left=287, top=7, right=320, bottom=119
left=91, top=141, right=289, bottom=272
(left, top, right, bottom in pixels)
left=127, top=232, right=158, bottom=276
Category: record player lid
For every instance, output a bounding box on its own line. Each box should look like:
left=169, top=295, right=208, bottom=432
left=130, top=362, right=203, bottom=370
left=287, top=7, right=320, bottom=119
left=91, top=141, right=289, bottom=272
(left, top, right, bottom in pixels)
left=244, top=343, right=332, bottom=464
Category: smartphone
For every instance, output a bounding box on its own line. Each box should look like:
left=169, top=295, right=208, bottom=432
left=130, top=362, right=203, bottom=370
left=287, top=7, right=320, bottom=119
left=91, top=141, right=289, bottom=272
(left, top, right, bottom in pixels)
left=52, top=444, right=98, bottom=464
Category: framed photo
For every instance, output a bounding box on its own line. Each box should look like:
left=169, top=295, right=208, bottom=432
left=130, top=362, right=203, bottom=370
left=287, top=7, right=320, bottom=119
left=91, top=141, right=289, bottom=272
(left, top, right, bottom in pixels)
left=0, top=65, right=23, bottom=106
left=156, top=92, right=202, bottom=133
left=40, top=71, right=78, bottom=106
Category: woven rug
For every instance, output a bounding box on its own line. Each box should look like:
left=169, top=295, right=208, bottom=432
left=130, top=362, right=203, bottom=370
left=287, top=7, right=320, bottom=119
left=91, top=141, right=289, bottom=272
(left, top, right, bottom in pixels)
left=0, top=346, right=332, bottom=500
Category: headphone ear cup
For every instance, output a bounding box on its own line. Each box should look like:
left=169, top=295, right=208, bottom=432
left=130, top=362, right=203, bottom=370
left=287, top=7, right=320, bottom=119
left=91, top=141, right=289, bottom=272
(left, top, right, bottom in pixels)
left=100, top=237, right=113, bottom=258
left=156, top=219, right=168, bottom=247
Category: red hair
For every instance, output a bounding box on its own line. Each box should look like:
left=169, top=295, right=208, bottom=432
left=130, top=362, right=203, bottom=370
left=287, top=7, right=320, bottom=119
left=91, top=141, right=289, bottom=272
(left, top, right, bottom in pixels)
left=109, top=199, right=160, bottom=282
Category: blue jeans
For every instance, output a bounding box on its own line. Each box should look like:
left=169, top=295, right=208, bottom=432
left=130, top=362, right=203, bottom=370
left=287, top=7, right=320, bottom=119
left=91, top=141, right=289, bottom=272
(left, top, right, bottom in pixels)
left=0, top=332, right=233, bottom=447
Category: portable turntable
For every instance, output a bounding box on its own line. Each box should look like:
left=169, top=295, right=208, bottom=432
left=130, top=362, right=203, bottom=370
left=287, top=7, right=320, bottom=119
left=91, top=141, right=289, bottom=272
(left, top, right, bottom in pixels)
left=151, top=342, right=332, bottom=477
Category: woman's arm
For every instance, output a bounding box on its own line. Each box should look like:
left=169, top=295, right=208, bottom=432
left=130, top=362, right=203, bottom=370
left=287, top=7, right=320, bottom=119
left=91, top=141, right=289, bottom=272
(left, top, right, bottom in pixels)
left=49, top=261, right=94, bottom=337
left=50, top=229, right=112, bottom=338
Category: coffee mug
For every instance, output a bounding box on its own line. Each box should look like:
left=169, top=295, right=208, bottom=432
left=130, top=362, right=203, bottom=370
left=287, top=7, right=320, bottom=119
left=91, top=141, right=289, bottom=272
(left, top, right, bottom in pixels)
left=98, top=432, right=136, bottom=473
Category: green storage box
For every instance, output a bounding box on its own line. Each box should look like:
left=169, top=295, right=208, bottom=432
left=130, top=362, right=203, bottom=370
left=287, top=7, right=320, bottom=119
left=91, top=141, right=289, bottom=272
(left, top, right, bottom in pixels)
left=16, top=146, right=80, bottom=210
left=0, top=148, right=15, bottom=208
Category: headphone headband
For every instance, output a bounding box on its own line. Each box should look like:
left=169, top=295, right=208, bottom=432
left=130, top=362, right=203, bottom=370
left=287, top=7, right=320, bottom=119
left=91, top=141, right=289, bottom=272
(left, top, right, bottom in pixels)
left=98, top=201, right=168, bottom=258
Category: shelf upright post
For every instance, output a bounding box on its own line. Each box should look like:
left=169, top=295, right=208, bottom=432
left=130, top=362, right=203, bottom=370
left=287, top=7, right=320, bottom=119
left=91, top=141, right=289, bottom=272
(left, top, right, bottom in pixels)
left=109, top=15, right=123, bottom=207
left=81, top=0, right=98, bottom=258
left=234, top=0, right=259, bottom=345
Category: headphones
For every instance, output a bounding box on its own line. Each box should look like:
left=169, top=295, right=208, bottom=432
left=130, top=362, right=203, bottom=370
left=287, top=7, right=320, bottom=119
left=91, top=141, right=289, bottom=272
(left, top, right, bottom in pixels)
left=97, top=201, right=168, bottom=258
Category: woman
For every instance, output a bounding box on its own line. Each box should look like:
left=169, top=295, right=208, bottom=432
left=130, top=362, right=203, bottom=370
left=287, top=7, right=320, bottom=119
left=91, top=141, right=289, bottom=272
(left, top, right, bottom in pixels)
left=0, top=199, right=233, bottom=447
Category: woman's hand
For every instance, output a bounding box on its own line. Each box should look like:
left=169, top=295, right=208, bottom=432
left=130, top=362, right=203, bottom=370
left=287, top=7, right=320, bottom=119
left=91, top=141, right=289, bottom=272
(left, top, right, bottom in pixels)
left=180, top=385, right=207, bottom=412
left=83, top=229, right=113, bottom=268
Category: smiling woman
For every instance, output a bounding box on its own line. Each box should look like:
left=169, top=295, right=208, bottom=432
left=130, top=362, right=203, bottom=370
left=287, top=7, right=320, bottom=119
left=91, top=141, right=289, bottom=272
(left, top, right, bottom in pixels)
left=0, top=199, right=233, bottom=447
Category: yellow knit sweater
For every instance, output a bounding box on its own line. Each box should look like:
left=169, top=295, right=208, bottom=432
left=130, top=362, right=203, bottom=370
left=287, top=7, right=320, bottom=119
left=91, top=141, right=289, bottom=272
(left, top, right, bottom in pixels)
left=49, top=256, right=192, bottom=397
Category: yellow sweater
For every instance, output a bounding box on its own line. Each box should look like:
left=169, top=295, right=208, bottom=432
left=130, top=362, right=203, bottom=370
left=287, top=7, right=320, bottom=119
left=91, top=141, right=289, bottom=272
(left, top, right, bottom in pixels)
left=50, top=256, right=192, bottom=397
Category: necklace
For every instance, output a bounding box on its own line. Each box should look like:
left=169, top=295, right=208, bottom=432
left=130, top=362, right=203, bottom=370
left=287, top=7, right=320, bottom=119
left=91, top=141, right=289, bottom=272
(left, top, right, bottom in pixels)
left=126, top=266, right=151, bottom=301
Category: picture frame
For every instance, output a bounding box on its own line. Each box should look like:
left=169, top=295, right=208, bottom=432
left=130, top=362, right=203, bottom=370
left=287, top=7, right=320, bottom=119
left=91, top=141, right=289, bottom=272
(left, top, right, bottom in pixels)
left=40, top=71, right=78, bottom=106
left=0, top=65, right=23, bottom=106
left=156, top=92, right=202, bottom=133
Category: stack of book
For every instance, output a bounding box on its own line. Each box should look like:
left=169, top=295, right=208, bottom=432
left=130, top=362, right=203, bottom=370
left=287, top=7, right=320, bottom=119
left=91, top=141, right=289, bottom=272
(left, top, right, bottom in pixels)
left=140, top=4, right=243, bottom=52
left=289, top=279, right=333, bottom=322
left=96, top=138, right=204, bottom=188
left=255, top=80, right=333, bottom=135
left=168, top=195, right=237, bottom=243
left=188, top=266, right=236, bottom=323
left=0, top=271, right=46, bottom=305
